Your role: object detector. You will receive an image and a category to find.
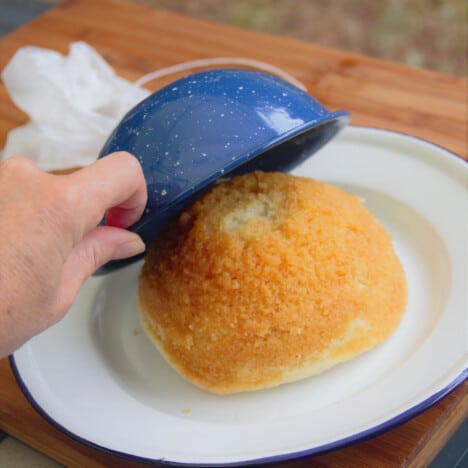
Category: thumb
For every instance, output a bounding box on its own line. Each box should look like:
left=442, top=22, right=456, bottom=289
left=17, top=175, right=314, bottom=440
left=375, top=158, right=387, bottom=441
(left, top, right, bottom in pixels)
left=54, top=226, right=145, bottom=313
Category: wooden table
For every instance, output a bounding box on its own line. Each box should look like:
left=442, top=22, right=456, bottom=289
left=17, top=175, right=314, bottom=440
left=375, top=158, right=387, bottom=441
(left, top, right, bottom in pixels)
left=0, top=1, right=466, bottom=466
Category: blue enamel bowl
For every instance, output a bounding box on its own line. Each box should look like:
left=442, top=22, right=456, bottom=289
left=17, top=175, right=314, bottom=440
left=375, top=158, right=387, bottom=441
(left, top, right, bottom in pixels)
left=96, top=68, right=350, bottom=273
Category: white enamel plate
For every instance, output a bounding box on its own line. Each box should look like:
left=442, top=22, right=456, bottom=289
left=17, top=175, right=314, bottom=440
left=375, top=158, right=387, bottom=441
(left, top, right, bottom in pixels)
left=11, top=127, right=468, bottom=466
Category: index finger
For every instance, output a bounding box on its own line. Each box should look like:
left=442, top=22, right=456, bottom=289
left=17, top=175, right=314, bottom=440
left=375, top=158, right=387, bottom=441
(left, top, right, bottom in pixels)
left=67, top=151, right=147, bottom=231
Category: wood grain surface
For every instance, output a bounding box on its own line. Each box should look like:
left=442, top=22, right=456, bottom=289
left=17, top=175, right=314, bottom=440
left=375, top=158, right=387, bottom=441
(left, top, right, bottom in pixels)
left=0, top=0, right=467, bottom=466
left=0, top=0, right=466, bottom=159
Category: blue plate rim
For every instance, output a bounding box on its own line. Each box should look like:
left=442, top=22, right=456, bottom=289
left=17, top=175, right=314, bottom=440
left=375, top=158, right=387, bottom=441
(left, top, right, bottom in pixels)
left=8, top=353, right=467, bottom=466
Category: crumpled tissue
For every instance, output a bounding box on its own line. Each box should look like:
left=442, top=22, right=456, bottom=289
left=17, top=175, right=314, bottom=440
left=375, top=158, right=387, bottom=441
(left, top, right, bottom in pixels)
left=1, top=41, right=150, bottom=170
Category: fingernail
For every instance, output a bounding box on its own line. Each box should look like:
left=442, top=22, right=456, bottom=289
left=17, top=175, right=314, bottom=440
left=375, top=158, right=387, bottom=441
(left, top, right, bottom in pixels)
left=112, top=237, right=146, bottom=260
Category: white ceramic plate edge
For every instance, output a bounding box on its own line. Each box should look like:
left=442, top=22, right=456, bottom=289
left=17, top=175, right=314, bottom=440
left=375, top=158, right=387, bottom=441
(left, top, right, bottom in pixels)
left=10, top=126, right=468, bottom=466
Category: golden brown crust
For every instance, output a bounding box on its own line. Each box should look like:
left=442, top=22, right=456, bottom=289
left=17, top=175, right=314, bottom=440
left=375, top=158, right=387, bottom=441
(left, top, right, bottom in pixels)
left=138, top=171, right=407, bottom=394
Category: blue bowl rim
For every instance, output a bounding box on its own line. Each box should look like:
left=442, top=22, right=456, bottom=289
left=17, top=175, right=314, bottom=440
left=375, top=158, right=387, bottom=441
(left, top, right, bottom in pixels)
left=131, top=108, right=350, bottom=234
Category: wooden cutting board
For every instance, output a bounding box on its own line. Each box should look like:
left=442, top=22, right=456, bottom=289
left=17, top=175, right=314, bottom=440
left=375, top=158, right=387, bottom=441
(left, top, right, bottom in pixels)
left=0, top=1, right=467, bottom=466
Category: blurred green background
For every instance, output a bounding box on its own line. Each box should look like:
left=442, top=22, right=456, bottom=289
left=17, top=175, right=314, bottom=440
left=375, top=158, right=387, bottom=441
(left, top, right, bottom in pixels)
left=0, top=0, right=465, bottom=76
left=136, top=0, right=466, bottom=76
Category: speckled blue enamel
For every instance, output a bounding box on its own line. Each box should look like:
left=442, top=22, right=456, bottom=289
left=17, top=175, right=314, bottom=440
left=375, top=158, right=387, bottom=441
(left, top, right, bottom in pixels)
left=96, top=68, right=349, bottom=273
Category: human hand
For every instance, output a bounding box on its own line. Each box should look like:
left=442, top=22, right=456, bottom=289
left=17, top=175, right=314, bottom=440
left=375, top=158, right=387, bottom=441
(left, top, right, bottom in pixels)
left=0, top=152, right=147, bottom=357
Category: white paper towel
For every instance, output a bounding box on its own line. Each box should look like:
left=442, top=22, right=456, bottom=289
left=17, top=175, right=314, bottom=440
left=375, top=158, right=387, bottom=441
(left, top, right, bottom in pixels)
left=1, top=41, right=150, bottom=170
